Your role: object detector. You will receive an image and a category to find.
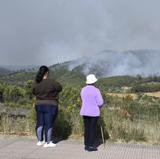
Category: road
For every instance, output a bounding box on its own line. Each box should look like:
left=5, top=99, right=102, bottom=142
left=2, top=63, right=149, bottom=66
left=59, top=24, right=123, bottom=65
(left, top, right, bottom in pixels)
left=0, top=137, right=159, bottom=159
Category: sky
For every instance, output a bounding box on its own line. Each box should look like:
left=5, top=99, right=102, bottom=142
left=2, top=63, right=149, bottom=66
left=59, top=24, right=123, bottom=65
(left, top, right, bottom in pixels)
left=0, top=0, right=160, bottom=65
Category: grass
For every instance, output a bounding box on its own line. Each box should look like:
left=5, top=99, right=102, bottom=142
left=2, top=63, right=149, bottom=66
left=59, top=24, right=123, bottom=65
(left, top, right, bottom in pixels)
left=100, top=94, right=160, bottom=144
left=0, top=89, right=160, bottom=144
left=0, top=115, right=34, bottom=135
left=0, top=106, right=159, bottom=144
left=107, top=91, right=160, bottom=99
left=107, top=93, right=138, bottom=100
left=144, top=91, right=160, bottom=98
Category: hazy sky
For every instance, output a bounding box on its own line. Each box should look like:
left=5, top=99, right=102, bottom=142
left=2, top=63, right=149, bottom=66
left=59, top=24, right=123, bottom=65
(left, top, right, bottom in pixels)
left=0, top=0, right=160, bottom=65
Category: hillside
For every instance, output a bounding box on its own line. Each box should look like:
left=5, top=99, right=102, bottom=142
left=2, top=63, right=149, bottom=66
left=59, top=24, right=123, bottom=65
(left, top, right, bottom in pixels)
left=0, top=67, right=12, bottom=76
left=70, top=49, right=160, bottom=77
left=0, top=49, right=160, bottom=87
left=0, top=51, right=160, bottom=143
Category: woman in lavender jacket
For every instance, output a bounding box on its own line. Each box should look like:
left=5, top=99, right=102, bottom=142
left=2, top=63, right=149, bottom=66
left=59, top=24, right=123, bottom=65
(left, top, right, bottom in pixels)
left=80, top=74, right=104, bottom=151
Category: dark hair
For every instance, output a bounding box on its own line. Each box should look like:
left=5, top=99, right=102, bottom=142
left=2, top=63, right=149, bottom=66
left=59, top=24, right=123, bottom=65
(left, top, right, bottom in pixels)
left=35, top=65, right=49, bottom=83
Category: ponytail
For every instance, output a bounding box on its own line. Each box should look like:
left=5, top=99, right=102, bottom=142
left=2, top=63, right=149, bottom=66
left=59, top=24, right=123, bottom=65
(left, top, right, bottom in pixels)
left=35, top=66, right=49, bottom=83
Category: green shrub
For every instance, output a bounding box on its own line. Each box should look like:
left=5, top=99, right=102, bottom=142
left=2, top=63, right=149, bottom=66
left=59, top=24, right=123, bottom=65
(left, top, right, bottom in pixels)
left=54, top=108, right=72, bottom=139
left=0, top=84, right=160, bottom=144
left=132, top=83, right=160, bottom=93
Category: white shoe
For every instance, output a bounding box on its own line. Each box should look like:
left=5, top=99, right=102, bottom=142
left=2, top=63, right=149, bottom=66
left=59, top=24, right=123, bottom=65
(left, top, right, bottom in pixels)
left=43, top=142, right=56, bottom=148
left=36, top=141, right=45, bottom=146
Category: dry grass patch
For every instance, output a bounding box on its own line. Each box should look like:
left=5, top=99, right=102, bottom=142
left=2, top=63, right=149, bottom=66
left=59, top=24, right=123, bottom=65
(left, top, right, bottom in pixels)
left=144, top=91, right=160, bottom=98
left=107, top=93, right=138, bottom=100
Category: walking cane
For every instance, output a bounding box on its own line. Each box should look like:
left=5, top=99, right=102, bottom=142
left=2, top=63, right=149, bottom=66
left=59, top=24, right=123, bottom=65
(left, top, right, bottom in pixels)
left=100, top=125, right=105, bottom=149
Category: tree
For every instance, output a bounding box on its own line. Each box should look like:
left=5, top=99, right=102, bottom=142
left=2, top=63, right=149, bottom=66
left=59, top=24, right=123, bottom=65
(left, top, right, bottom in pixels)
left=25, top=80, right=33, bottom=99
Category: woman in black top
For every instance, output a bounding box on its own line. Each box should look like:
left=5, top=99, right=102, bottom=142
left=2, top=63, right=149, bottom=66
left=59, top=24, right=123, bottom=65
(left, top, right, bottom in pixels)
left=32, top=66, right=62, bottom=148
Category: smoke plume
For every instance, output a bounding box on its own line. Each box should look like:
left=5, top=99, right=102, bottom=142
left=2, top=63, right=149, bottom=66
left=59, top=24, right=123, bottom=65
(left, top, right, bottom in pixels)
left=68, top=49, right=160, bottom=77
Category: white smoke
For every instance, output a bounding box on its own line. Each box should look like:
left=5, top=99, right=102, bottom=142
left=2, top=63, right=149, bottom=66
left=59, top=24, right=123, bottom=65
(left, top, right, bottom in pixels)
left=1, top=0, right=160, bottom=65
left=68, top=50, right=160, bottom=77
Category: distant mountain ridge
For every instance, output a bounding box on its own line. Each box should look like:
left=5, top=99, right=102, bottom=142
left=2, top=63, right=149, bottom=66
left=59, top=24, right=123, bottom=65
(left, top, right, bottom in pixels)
left=0, top=65, right=38, bottom=71
left=0, top=49, right=160, bottom=85
left=54, top=49, right=160, bottom=77
left=0, top=67, right=12, bottom=75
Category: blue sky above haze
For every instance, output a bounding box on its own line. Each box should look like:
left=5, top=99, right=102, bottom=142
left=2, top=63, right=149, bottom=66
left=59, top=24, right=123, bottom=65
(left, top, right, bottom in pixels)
left=0, top=0, right=160, bottom=65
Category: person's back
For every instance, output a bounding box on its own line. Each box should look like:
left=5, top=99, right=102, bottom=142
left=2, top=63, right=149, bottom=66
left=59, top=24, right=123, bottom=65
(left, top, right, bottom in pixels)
left=32, top=78, right=62, bottom=105
left=32, top=65, right=62, bottom=148
left=80, top=85, right=103, bottom=117
left=80, top=74, right=104, bottom=152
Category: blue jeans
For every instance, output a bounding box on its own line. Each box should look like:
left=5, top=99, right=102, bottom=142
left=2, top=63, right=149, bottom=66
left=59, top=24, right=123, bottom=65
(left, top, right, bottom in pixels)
left=35, top=105, right=58, bottom=143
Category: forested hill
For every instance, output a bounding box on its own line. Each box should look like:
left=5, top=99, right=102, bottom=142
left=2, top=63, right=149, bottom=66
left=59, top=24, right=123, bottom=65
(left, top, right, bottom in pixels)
left=0, top=63, right=85, bottom=86
left=1, top=61, right=160, bottom=94
left=0, top=67, right=12, bottom=75
left=1, top=49, right=160, bottom=88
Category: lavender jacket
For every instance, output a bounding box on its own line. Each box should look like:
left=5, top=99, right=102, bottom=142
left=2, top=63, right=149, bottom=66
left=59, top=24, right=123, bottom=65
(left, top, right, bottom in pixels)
left=80, top=85, right=104, bottom=117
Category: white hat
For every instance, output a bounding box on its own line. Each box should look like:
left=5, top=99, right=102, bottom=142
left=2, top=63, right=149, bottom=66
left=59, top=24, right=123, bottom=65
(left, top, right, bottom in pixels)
left=86, top=74, right=98, bottom=84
